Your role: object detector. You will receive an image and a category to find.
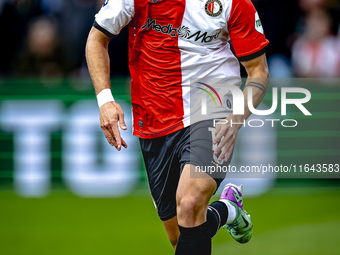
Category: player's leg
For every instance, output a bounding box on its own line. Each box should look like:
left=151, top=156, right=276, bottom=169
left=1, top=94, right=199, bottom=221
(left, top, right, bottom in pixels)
left=160, top=202, right=228, bottom=251
left=174, top=119, right=253, bottom=254
left=162, top=216, right=180, bottom=250
left=160, top=190, right=232, bottom=251
left=175, top=164, right=219, bottom=255
left=174, top=119, right=231, bottom=254
left=176, top=164, right=217, bottom=227
left=139, top=133, right=184, bottom=250
left=175, top=168, right=253, bottom=255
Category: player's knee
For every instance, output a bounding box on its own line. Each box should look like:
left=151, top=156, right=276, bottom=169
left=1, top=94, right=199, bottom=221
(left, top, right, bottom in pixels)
left=177, top=194, right=205, bottom=219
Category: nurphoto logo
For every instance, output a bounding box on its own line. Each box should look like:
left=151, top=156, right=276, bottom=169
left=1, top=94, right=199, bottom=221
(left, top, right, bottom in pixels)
left=198, top=84, right=312, bottom=128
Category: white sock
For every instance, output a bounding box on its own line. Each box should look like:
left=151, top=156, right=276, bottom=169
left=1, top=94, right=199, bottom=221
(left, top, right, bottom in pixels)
left=220, top=199, right=237, bottom=224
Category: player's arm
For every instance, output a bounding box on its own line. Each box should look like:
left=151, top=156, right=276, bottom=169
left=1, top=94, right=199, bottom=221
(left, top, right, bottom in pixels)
left=221, top=54, right=269, bottom=128
left=86, top=0, right=134, bottom=151
left=86, top=27, right=111, bottom=95
left=214, top=0, right=270, bottom=161
left=214, top=54, right=269, bottom=161
left=240, top=53, right=270, bottom=120
left=86, top=27, right=127, bottom=151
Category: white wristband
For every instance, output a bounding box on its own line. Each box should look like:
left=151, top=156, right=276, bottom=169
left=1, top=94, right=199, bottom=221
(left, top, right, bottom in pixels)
left=96, top=88, right=115, bottom=108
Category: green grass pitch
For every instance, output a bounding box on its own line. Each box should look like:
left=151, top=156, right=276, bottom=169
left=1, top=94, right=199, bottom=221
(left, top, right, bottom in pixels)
left=0, top=185, right=339, bottom=255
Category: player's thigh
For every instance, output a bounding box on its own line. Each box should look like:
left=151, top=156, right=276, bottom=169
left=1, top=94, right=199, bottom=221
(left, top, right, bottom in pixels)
left=177, top=164, right=217, bottom=202
left=180, top=119, right=233, bottom=192
left=139, top=132, right=183, bottom=221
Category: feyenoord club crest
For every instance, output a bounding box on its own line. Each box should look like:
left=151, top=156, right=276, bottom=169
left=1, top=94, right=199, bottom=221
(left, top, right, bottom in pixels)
left=205, top=0, right=223, bottom=17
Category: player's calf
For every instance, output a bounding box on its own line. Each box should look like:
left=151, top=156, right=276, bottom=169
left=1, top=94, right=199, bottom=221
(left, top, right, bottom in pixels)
left=162, top=216, right=180, bottom=250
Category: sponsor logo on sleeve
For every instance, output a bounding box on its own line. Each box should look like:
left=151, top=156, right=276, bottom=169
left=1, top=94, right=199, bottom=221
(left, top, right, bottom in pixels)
left=255, top=12, right=264, bottom=34
left=103, top=0, right=109, bottom=7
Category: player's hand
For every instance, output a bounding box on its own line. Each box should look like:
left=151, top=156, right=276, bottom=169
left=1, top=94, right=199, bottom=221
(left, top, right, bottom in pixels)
left=213, top=115, right=240, bottom=162
left=99, top=101, right=127, bottom=151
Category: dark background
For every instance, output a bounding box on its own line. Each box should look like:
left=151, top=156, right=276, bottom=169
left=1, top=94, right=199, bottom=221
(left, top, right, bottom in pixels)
left=0, top=0, right=339, bottom=79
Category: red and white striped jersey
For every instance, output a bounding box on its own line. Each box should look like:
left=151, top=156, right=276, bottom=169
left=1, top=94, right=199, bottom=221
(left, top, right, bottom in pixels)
left=94, top=0, right=270, bottom=138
